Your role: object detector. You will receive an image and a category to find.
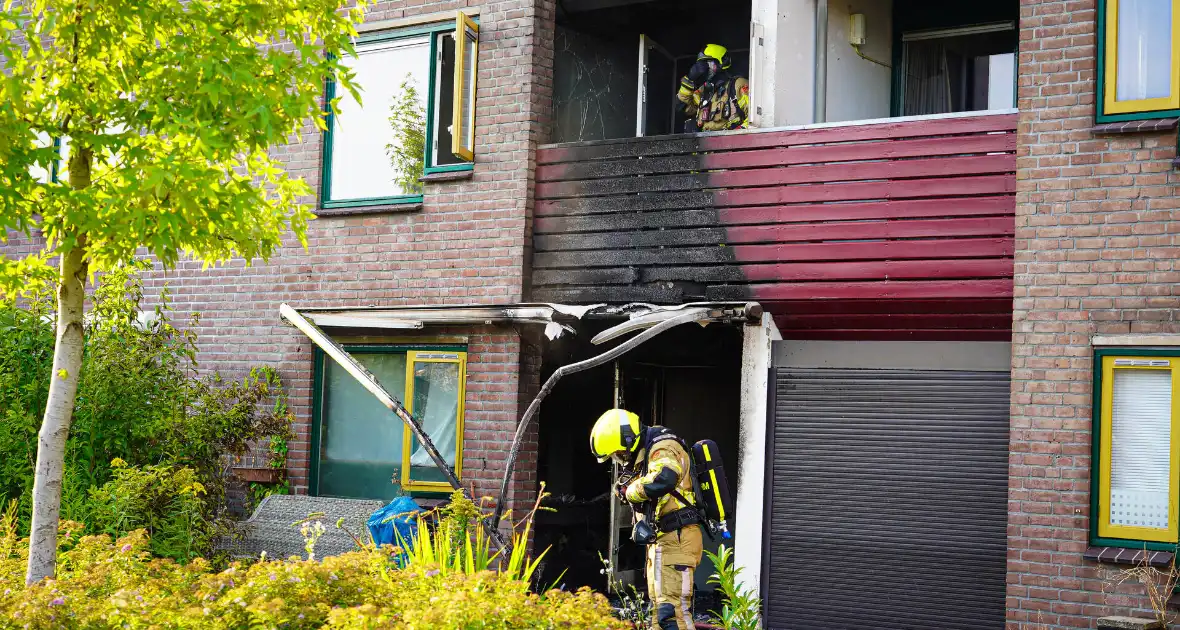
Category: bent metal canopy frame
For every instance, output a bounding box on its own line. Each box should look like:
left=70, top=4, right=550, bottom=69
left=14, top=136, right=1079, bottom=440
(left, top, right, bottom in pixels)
left=279, top=301, right=762, bottom=552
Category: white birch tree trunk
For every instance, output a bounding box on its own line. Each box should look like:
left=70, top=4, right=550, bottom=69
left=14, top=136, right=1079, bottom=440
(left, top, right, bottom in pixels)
left=26, top=148, right=91, bottom=585
left=25, top=244, right=87, bottom=584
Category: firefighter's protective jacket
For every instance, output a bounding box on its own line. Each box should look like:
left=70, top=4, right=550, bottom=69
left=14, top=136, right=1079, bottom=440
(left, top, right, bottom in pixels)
left=624, top=438, right=696, bottom=519
left=626, top=433, right=702, bottom=630
left=678, top=74, right=749, bottom=131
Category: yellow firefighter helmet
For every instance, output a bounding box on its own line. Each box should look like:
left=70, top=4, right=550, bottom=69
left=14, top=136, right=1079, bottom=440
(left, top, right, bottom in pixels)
left=701, top=43, right=732, bottom=69
left=590, top=408, right=642, bottom=463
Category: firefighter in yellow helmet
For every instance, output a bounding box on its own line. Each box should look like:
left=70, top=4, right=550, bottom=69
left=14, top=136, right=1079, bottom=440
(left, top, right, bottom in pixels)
left=591, top=409, right=703, bottom=630
left=677, top=43, right=749, bottom=132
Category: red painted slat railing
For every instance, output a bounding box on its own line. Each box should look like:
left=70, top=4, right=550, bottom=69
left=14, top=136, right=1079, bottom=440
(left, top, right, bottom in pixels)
left=530, top=113, right=1018, bottom=341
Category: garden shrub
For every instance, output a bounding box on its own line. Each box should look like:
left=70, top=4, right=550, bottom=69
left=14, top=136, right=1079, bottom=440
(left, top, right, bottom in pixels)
left=85, top=461, right=210, bottom=563
left=390, top=490, right=544, bottom=584
left=0, top=262, right=292, bottom=557
left=704, top=545, right=762, bottom=630
left=0, top=288, right=53, bottom=524
left=0, top=510, right=627, bottom=629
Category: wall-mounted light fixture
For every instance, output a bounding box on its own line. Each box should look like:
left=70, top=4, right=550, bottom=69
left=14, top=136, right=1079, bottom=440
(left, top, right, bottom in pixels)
left=849, top=12, right=867, bottom=46
left=849, top=13, right=890, bottom=68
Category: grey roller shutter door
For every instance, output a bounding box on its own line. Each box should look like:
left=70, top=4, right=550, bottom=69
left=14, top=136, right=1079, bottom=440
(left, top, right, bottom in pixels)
left=763, top=368, right=1010, bottom=630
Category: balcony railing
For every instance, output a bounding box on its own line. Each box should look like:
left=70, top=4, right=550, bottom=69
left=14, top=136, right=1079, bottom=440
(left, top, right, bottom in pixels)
left=531, top=112, right=1017, bottom=341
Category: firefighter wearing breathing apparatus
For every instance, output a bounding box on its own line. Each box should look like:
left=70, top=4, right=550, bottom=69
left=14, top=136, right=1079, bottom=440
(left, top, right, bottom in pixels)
left=677, top=43, right=749, bottom=133
left=591, top=408, right=703, bottom=630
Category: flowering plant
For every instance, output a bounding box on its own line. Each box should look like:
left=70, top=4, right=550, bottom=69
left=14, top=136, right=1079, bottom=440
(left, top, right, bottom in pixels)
left=0, top=499, right=626, bottom=629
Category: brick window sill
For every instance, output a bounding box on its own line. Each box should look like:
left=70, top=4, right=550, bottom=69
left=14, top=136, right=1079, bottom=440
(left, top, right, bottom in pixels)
left=1085, top=545, right=1175, bottom=567
left=316, top=202, right=424, bottom=217
left=1090, top=118, right=1179, bottom=134
left=1099, top=617, right=1166, bottom=630
left=419, top=169, right=474, bottom=183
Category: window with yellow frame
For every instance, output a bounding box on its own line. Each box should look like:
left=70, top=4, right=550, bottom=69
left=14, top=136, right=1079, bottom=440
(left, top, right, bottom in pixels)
left=311, top=345, right=467, bottom=499
left=1097, top=0, right=1180, bottom=122
left=401, top=350, right=468, bottom=491
left=1092, top=349, right=1180, bottom=548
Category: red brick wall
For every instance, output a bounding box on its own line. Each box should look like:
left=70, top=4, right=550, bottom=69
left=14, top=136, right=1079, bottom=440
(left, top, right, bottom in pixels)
left=1010, top=1, right=1180, bottom=627
left=1, top=0, right=556, bottom=513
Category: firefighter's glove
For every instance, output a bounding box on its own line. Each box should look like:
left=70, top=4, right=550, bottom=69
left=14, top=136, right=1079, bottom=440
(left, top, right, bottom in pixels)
left=624, top=480, right=647, bottom=504
left=685, top=58, right=715, bottom=90
left=614, top=479, right=631, bottom=502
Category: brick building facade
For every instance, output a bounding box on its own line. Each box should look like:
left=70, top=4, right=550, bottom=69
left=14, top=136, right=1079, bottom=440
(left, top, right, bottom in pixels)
left=7, top=0, right=1180, bottom=626
left=1009, top=0, right=1180, bottom=627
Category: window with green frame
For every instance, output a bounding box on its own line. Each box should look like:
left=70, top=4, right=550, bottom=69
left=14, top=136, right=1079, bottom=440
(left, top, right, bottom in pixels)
left=29, top=132, right=61, bottom=183
left=321, top=13, right=479, bottom=210
left=1091, top=348, right=1180, bottom=549
left=312, top=345, right=467, bottom=499
left=1097, top=0, right=1180, bottom=122
left=31, top=128, right=122, bottom=184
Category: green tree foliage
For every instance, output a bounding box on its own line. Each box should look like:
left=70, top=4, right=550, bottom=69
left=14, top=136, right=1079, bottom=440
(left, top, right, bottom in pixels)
left=0, top=0, right=367, bottom=581
left=386, top=75, right=426, bottom=195
left=0, top=265, right=294, bottom=562
left=0, top=0, right=366, bottom=282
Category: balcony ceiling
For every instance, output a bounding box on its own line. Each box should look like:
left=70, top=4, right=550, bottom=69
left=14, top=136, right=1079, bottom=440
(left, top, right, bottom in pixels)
left=559, top=0, right=662, bottom=13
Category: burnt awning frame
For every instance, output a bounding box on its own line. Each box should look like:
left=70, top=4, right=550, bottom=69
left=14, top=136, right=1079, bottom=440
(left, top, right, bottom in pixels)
left=280, top=301, right=762, bottom=551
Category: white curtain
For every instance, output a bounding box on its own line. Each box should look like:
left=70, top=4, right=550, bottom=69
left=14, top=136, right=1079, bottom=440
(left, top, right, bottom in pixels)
left=410, top=401, right=459, bottom=467
left=1116, top=0, right=1172, bottom=102
left=1109, top=368, right=1172, bottom=529
left=409, top=362, right=461, bottom=468
left=902, top=41, right=952, bottom=116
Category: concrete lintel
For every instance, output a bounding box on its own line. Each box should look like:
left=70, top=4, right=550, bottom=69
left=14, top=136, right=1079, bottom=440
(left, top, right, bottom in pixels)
left=1093, top=334, right=1180, bottom=347
left=356, top=7, right=481, bottom=34
left=773, top=340, right=1012, bottom=372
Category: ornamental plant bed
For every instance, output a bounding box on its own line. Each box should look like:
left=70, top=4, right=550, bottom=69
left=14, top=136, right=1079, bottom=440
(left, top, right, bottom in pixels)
left=0, top=510, right=627, bottom=629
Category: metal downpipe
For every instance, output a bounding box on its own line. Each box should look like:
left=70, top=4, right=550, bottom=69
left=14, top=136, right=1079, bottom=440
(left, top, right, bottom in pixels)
left=814, top=0, right=828, bottom=123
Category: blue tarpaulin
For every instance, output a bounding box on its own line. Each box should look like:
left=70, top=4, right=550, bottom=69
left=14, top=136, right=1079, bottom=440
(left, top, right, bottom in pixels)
left=367, top=496, right=421, bottom=554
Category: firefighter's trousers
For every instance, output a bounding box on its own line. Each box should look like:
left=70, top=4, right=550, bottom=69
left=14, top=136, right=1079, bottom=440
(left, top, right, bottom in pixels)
left=646, top=523, right=703, bottom=630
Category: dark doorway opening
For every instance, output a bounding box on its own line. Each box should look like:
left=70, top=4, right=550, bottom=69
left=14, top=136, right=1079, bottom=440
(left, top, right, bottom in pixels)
left=533, top=320, right=742, bottom=604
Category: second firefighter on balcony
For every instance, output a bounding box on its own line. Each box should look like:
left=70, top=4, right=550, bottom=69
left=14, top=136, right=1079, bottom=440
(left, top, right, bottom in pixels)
left=677, top=43, right=749, bottom=133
